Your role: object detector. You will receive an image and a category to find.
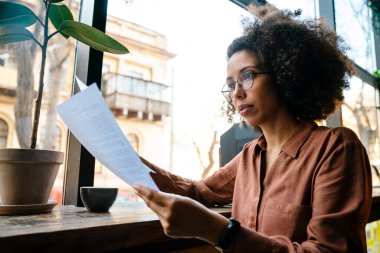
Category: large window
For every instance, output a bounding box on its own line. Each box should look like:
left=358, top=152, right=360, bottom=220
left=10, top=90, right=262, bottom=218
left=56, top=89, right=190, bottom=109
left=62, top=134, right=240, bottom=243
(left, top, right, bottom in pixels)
left=55, top=0, right=379, bottom=208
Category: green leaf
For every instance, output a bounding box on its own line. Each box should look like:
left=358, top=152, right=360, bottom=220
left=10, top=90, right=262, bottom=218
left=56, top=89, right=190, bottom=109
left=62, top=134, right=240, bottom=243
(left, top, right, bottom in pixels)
left=374, top=70, right=380, bottom=79
left=0, top=2, right=37, bottom=27
left=60, top=20, right=129, bottom=54
left=0, top=25, right=35, bottom=45
left=49, top=4, right=74, bottom=39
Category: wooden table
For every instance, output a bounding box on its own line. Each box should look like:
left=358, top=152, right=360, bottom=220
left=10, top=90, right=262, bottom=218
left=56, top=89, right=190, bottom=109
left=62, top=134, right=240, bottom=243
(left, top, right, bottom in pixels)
left=0, top=202, right=230, bottom=253
left=1, top=193, right=380, bottom=253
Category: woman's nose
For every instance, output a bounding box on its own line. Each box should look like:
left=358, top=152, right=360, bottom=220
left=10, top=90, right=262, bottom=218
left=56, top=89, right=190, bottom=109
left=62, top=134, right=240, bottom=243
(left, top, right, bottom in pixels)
left=231, top=83, right=245, bottom=99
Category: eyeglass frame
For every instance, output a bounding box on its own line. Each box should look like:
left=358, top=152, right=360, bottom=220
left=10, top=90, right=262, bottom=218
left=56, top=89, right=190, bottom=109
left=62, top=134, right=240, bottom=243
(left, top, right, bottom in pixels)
left=221, top=70, right=272, bottom=100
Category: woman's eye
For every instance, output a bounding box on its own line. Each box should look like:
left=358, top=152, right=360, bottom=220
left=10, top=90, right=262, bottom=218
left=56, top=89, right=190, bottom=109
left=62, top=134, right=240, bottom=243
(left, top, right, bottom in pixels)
left=243, top=72, right=255, bottom=81
left=227, top=83, right=235, bottom=90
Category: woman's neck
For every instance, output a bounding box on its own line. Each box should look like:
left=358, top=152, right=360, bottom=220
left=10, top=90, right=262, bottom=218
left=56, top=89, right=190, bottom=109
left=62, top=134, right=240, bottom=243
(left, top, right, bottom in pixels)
left=260, top=114, right=301, bottom=151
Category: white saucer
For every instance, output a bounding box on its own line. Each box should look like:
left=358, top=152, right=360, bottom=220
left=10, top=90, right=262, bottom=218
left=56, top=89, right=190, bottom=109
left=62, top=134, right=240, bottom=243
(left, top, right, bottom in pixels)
left=0, top=200, right=57, bottom=215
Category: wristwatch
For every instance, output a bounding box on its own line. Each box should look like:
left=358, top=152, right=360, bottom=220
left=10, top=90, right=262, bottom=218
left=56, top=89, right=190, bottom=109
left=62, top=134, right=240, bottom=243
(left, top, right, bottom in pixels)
left=215, top=218, right=241, bottom=251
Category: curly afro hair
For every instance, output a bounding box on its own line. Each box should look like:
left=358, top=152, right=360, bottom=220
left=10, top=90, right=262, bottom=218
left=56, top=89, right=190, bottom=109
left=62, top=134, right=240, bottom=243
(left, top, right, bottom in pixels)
left=224, top=5, right=354, bottom=123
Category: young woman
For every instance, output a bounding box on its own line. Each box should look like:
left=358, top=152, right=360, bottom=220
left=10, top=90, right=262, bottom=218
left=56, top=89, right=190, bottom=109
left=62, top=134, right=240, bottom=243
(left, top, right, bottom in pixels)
left=134, top=5, right=372, bottom=252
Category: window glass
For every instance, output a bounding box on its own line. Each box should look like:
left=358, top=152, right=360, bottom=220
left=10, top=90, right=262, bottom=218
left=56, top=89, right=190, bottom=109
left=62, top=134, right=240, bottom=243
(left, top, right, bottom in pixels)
left=93, top=0, right=247, bottom=203
left=0, top=0, right=81, bottom=205
left=335, top=0, right=376, bottom=72
left=342, top=76, right=380, bottom=186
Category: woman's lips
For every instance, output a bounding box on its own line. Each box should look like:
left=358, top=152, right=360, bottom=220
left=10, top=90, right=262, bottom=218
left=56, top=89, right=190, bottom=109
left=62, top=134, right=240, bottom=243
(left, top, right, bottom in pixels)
left=238, top=104, right=254, bottom=115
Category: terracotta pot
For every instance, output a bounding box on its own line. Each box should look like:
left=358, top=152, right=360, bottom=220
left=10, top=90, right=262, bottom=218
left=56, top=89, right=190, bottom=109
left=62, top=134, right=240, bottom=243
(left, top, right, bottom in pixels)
left=0, top=148, right=64, bottom=205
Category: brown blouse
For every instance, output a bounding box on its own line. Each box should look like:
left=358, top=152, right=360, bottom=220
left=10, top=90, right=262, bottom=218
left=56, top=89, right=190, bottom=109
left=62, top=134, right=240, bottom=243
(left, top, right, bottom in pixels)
left=146, top=121, right=372, bottom=252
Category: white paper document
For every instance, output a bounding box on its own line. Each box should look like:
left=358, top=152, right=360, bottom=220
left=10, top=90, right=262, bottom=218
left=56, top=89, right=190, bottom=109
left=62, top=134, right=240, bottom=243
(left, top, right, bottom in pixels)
left=57, top=83, right=159, bottom=191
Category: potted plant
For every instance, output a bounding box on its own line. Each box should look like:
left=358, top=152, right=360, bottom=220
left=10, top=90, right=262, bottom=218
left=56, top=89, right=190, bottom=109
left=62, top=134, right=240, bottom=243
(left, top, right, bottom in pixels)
left=0, top=0, right=129, bottom=206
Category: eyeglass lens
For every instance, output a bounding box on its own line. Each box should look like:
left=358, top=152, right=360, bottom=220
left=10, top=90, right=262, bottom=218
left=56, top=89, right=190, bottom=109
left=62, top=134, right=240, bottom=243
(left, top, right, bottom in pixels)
left=222, top=71, right=255, bottom=98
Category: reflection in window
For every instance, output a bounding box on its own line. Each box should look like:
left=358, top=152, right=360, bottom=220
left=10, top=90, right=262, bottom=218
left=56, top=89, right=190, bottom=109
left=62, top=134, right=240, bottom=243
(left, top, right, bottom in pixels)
left=0, top=118, right=8, bottom=148
left=127, top=133, right=139, bottom=152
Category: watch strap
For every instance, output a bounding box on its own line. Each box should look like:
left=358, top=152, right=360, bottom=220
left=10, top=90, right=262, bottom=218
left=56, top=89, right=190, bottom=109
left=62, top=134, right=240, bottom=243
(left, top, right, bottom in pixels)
left=215, top=218, right=241, bottom=251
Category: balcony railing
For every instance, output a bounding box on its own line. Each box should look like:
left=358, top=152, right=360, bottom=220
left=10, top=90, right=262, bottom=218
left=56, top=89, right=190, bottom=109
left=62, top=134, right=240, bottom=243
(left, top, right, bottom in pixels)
left=102, top=73, right=171, bottom=121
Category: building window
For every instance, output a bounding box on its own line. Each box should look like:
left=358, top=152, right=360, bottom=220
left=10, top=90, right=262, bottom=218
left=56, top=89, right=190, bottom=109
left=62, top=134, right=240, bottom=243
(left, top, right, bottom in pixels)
left=0, top=52, right=10, bottom=67
left=128, top=71, right=143, bottom=79
left=0, top=118, right=8, bottom=148
left=102, top=64, right=111, bottom=75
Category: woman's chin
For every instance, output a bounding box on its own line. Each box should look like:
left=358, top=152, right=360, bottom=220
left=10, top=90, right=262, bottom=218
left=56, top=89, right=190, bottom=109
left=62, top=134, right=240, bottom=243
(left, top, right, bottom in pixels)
left=241, top=116, right=258, bottom=127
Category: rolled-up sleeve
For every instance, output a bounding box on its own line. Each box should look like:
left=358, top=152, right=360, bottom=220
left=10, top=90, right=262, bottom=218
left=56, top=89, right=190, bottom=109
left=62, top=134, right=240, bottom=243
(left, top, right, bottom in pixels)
left=147, top=155, right=238, bottom=206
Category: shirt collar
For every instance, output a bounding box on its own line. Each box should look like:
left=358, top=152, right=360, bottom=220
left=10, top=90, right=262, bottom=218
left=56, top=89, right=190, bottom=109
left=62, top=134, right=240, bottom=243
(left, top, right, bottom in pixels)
left=254, top=121, right=318, bottom=158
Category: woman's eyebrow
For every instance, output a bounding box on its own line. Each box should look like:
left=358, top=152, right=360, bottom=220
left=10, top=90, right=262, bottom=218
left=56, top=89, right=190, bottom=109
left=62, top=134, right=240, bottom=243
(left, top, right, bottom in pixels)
left=226, top=65, right=260, bottom=82
left=226, top=76, right=233, bottom=82
left=239, top=65, right=259, bottom=73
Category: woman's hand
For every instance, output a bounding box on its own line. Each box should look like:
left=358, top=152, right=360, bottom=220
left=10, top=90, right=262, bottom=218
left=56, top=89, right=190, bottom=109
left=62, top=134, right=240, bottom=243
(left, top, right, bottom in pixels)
left=134, top=185, right=229, bottom=245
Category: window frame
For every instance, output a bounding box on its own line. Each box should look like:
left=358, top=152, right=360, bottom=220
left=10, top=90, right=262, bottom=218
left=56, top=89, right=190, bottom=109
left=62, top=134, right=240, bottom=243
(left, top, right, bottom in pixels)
left=62, top=0, right=108, bottom=206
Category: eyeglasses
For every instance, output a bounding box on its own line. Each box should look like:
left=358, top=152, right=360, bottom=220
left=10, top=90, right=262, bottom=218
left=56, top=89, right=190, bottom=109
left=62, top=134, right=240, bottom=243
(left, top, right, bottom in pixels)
left=221, top=71, right=271, bottom=99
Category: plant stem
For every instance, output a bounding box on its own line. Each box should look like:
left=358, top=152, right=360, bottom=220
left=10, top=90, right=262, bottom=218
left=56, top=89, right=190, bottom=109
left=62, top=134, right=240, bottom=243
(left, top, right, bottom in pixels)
left=48, top=29, right=61, bottom=40
left=30, top=3, right=51, bottom=149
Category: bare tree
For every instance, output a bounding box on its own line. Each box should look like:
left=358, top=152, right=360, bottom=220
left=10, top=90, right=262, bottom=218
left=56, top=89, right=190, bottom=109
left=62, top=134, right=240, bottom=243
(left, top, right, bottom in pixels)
left=10, top=0, right=75, bottom=149
left=191, top=130, right=218, bottom=179
left=342, top=82, right=378, bottom=160
left=41, top=37, right=73, bottom=150
left=188, top=105, right=226, bottom=179
left=13, top=1, right=44, bottom=148
left=347, top=0, right=374, bottom=69
left=41, top=0, right=79, bottom=150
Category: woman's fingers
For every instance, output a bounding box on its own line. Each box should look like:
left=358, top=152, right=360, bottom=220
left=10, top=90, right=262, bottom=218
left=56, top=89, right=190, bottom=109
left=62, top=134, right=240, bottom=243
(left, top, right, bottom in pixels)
left=134, top=184, right=228, bottom=243
left=134, top=185, right=172, bottom=211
